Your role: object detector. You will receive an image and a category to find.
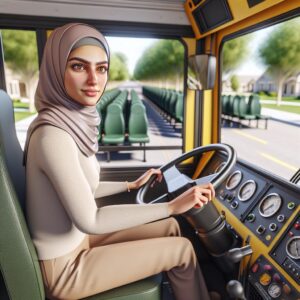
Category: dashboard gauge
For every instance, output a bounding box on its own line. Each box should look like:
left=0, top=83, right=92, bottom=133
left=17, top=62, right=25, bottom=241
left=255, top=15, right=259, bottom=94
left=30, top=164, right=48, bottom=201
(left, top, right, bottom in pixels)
left=268, top=283, right=281, bottom=298
left=214, top=162, right=226, bottom=173
left=286, top=236, right=300, bottom=260
left=258, top=193, right=282, bottom=218
left=225, top=170, right=242, bottom=190
left=238, top=180, right=257, bottom=201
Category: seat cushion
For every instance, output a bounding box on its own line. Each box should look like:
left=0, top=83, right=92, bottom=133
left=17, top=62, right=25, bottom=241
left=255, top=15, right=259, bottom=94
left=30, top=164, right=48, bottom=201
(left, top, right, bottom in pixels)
left=82, top=275, right=161, bottom=300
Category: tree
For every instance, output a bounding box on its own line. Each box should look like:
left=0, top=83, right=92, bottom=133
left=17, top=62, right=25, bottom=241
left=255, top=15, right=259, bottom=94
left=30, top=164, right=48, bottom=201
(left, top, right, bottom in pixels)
left=1, top=30, right=39, bottom=112
left=230, top=75, right=239, bottom=92
left=259, top=18, right=300, bottom=105
left=133, top=40, right=184, bottom=90
left=109, top=52, right=129, bottom=81
left=222, top=36, right=249, bottom=75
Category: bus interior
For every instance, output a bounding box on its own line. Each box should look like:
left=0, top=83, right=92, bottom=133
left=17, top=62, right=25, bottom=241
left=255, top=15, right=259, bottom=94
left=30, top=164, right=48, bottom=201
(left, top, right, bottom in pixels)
left=0, top=0, right=299, bottom=299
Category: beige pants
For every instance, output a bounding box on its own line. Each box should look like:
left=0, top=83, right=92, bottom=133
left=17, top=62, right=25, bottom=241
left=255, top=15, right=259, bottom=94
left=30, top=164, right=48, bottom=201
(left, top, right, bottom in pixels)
left=40, top=218, right=210, bottom=300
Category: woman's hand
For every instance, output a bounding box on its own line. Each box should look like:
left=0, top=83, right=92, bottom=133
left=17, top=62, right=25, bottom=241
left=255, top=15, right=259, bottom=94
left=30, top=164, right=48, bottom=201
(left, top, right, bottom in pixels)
left=128, top=168, right=163, bottom=190
left=167, top=183, right=215, bottom=215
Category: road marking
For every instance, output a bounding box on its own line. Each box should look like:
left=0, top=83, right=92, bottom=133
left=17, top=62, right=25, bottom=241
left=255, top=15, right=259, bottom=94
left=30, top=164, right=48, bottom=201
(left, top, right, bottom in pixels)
left=233, top=130, right=267, bottom=144
left=259, top=152, right=298, bottom=171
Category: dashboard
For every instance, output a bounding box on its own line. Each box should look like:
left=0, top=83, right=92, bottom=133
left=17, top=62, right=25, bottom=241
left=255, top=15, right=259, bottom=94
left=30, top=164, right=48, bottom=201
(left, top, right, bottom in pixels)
left=200, top=152, right=300, bottom=299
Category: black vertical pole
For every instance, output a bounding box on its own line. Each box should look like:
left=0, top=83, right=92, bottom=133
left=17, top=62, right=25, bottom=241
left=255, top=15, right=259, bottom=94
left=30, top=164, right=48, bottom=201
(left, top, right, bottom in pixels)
left=0, top=32, right=7, bottom=92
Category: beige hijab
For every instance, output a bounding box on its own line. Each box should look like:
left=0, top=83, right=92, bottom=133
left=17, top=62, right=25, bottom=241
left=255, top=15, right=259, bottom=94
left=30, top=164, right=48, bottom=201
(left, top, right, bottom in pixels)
left=24, top=23, right=109, bottom=163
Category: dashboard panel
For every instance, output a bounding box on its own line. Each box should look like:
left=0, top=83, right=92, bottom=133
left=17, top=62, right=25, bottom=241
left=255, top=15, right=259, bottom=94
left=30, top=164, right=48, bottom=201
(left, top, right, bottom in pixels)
left=199, top=152, right=300, bottom=298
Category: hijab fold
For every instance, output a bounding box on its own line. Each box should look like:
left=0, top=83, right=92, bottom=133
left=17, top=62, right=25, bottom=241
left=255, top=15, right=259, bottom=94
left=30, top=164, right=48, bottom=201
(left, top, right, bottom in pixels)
left=24, top=23, right=109, bottom=164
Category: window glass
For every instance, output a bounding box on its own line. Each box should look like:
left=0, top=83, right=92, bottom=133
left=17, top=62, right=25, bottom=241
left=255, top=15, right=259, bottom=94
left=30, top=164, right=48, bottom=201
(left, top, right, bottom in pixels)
left=221, top=17, right=300, bottom=181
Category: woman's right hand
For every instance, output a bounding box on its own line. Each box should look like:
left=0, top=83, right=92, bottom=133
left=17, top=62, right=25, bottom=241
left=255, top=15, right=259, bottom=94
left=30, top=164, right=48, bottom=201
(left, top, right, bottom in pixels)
left=167, top=183, right=215, bottom=215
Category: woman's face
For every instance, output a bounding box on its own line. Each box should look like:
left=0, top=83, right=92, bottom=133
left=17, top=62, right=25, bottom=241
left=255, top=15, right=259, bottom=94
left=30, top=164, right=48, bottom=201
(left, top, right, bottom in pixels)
left=64, top=45, right=108, bottom=106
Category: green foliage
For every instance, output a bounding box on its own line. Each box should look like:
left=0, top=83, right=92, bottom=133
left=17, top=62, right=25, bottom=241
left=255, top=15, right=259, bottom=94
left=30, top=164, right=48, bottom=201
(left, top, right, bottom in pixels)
left=133, top=40, right=184, bottom=80
left=259, top=18, right=300, bottom=77
left=109, top=52, right=129, bottom=81
left=1, top=30, right=38, bottom=78
left=222, top=36, right=249, bottom=74
left=259, top=18, right=300, bottom=105
left=230, top=75, right=239, bottom=92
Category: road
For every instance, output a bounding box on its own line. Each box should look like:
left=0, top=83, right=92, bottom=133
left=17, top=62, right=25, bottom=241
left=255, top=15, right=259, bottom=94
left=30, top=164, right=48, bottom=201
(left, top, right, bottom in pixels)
left=221, top=120, right=300, bottom=181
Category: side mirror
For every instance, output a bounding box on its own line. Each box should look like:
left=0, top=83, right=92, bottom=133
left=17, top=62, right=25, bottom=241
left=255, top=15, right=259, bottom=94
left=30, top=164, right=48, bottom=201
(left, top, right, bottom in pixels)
left=187, top=54, right=216, bottom=90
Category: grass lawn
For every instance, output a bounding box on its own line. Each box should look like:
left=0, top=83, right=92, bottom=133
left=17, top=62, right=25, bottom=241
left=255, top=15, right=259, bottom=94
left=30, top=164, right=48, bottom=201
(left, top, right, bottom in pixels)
left=13, top=101, right=30, bottom=109
left=262, top=103, right=300, bottom=114
left=259, top=95, right=300, bottom=102
left=14, top=111, right=36, bottom=122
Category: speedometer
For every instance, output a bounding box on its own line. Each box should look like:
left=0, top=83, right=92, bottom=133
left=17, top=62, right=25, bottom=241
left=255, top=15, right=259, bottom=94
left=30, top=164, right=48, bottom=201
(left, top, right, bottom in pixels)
left=286, top=236, right=300, bottom=260
left=259, top=193, right=282, bottom=218
left=225, top=170, right=242, bottom=190
left=238, top=180, right=257, bottom=201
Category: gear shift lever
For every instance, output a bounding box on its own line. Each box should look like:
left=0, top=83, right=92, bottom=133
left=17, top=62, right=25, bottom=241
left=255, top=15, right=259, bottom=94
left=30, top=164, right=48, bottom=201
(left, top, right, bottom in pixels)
left=226, top=280, right=246, bottom=300
left=225, top=245, right=252, bottom=263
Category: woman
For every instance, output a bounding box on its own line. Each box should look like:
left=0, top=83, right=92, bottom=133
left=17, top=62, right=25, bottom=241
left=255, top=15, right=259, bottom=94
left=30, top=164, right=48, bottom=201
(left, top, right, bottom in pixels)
left=24, top=23, right=216, bottom=300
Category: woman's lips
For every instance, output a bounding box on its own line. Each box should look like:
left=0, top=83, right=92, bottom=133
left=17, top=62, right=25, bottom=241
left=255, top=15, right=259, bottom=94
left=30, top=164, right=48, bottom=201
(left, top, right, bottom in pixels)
left=82, top=90, right=99, bottom=97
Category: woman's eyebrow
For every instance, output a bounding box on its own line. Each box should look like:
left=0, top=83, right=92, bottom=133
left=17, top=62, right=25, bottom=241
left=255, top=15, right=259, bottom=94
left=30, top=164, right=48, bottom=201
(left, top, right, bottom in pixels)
left=68, top=57, right=108, bottom=65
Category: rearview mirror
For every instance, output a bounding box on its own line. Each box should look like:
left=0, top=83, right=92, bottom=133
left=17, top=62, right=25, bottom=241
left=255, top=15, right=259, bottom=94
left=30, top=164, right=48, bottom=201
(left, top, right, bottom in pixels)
left=187, top=54, right=216, bottom=90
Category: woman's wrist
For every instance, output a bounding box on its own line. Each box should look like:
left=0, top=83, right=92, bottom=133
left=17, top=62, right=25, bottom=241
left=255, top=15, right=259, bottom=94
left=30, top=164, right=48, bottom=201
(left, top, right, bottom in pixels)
left=126, top=181, right=137, bottom=191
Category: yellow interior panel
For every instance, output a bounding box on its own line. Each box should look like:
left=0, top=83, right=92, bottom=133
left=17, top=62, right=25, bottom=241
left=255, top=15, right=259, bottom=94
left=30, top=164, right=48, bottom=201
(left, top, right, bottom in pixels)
left=184, top=0, right=286, bottom=39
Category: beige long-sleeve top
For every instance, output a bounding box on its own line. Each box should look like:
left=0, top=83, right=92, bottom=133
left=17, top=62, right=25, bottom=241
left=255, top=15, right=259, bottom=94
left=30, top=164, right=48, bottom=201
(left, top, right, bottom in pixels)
left=26, top=126, right=169, bottom=260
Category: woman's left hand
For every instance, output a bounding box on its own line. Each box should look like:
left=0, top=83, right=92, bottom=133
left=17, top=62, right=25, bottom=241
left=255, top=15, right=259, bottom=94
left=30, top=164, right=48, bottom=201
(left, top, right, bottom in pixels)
left=128, top=168, right=163, bottom=190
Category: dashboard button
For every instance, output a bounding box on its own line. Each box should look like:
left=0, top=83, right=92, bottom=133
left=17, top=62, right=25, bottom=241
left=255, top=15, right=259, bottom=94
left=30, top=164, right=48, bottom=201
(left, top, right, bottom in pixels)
left=277, top=214, right=285, bottom=223
left=260, top=272, right=271, bottom=286
left=269, top=223, right=277, bottom=232
left=252, top=263, right=259, bottom=273
left=257, top=225, right=265, bottom=235
left=294, top=222, right=300, bottom=230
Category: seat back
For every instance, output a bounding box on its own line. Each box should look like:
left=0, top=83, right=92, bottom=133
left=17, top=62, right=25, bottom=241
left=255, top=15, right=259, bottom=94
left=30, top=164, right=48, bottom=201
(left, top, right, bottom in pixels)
left=104, top=103, right=125, bottom=135
left=0, top=90, right=26, bottom=210
left=129, top=104, right=148, bottom=135
left=0, top=90, right=45, bottom=299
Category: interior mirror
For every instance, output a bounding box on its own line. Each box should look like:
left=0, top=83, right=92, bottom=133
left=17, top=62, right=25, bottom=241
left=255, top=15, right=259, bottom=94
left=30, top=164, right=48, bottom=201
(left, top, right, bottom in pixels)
left=187, top=54, right=216, bottom=90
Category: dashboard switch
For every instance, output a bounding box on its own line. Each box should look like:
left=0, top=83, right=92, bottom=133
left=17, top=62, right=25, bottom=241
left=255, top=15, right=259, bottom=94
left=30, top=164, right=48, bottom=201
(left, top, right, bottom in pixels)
left=257, top=225, right=266, bottom=235
left=283, top=283, right=291, bottom=295
left=287, top=202, right=295, bottom=210
left=269, top=223, right=277, bottom=232
left=251, top=263, right=259, bottom=273
left=277, top=214, right=285, bottom=223
left=272, top=273, right=281, bottom=283
left=294, top=222, right=300, bottom=230
left=263, top=264, right=272, bottom=272
left=288, top=231, right=294, bottom=237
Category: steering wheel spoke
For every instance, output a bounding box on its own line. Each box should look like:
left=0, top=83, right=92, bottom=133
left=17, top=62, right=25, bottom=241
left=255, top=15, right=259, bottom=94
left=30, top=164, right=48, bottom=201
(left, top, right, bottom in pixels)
left=149, top=193, right=169, bottom=204
left=163, top=165, right=192, bottom=193
left=194, top=173, right=218, bottom=186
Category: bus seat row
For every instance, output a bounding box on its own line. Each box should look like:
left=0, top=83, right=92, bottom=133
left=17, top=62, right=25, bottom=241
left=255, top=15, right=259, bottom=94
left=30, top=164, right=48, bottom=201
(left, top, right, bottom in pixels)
left=222, top=94, right=269, bottom=129
left=142, top=86, right=183, bottom=127
left=98, top=89, right=150, bottom=162
left=97, top=89, right=122, bottom=136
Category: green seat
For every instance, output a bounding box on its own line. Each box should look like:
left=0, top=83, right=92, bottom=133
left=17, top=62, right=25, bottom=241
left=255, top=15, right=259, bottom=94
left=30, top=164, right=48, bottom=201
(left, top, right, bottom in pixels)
left=128, top=104, right=149, bottom=162
left=102, top=103, right=125, bottom=145
left=248, top=94, right=269, bottom=129
left=237, top=96, right=256, bottom=127
left=0, top=90, right=162, bottom=300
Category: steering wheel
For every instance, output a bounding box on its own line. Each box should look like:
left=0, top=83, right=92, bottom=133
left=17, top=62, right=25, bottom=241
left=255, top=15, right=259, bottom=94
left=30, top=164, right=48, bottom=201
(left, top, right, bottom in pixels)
left=136, top=143, right=236, bottom=234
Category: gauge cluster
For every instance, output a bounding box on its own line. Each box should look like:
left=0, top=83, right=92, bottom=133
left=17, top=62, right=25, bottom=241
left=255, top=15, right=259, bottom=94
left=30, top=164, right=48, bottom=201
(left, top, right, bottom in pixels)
left=243, top=185, right=298, bottom=246
left=270, top=214, right=300, bottom=284
left=209, top=158, right=298, bottom=246
left=248, top=255, right=299, bottom=299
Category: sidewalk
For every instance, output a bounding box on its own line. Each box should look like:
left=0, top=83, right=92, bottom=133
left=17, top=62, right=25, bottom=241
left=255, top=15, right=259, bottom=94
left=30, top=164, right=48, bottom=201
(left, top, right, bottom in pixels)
left=15, top=114, right=36, bottom=150
left=261, top=107, right=300, bottom=127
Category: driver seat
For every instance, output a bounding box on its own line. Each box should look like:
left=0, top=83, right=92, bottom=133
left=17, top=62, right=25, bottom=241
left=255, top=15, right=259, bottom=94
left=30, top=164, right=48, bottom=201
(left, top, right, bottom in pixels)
left=0, top=89, right=162, bottom=300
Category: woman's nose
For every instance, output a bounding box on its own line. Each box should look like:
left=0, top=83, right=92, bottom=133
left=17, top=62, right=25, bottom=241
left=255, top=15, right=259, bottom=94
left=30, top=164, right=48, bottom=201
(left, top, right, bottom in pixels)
left=87, top=69, right=97, bottom=85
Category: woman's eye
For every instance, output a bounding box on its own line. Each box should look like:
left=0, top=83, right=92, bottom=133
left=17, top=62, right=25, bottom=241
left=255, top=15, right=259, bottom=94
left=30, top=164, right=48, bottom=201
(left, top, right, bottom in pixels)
left=71, top=63, right=85, bottom=71
left=97, top=66, right=108, bottom=73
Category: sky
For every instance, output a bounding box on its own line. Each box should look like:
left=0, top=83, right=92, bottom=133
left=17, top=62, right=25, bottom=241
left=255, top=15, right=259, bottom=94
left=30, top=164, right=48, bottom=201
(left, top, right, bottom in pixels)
left=235, top=26, right=275, bottom=76
left=106, top=36, right=158, bottom=75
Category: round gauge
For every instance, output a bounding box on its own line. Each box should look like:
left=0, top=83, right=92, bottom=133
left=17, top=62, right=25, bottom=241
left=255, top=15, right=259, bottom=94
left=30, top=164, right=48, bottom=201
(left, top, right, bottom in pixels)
left=225, top=170, right=242, bottom=190
left=238, top=180, right=257, bottom=201
left=214, top=162, right=226, bottom=173
left=267, top=283, right=281, bottom=298
left=258, top=193, right=282, bottom=218
left=286, top=236, right=300, bottom=260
